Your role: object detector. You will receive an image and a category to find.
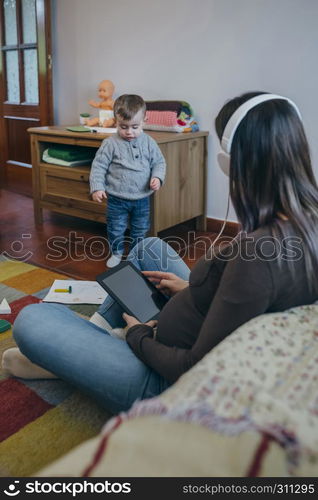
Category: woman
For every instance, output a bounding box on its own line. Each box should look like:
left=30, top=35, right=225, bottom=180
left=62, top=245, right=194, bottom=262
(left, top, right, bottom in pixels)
left=3, top=92, right=318, bottom=414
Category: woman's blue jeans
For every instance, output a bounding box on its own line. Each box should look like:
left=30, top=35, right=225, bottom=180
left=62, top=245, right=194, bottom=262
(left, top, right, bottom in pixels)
left=13, top=238, right=190, bottom=414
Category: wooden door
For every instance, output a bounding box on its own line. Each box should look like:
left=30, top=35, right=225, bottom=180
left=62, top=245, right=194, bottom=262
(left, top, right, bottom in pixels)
left=0, top=0, right=53, bottom=195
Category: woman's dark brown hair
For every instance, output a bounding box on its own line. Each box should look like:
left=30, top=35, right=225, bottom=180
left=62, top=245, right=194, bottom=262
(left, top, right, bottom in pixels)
left=215, top=91, right=318, bottom=290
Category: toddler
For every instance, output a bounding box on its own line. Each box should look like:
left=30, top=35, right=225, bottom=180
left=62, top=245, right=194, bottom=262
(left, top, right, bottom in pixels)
left=89, top=94, right=166, bottom=267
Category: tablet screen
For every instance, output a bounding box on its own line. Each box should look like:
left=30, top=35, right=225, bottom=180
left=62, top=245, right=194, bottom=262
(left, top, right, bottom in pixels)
left=97, top=263, right=168, bottom=323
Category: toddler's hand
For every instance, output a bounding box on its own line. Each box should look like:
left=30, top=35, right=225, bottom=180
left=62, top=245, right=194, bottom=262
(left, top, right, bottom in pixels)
left=150, top=177, right=160, bottom=191
left=92, top=190, right=107, bottom=202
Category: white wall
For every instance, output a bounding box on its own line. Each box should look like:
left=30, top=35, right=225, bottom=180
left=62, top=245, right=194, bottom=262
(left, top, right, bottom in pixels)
left=52, top=0, right=318, bottom=221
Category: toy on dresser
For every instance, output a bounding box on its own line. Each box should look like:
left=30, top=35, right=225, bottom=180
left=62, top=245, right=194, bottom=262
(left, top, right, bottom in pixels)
left=144, top=100, right=199, bottom=133
left=84, top=80, right=115, bottom=128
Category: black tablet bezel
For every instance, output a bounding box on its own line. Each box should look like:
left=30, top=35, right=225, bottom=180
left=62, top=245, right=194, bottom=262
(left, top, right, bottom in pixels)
left=96, top=261, right=168, bottom=322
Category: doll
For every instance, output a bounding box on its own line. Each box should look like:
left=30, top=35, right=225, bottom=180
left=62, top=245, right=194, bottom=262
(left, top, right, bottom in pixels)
left=84, top=80, right=115, bottom=127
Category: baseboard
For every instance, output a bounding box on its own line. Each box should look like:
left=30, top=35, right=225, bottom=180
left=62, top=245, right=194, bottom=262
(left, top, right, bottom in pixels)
left=206, top=217, right=240, bottom=237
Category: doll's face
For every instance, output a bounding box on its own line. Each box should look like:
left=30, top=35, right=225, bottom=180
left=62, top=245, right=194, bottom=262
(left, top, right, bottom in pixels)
left=116, top=109, right=144, bottom=141
left=98, top=81, right=114, bottom=101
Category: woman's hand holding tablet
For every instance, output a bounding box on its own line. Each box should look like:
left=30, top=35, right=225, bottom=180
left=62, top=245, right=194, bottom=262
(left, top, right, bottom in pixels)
left=142, top=271, right=189, bottom=297
left=96, top=262, right=169, bottom=323
left=122, top=312, right=157, bottom=329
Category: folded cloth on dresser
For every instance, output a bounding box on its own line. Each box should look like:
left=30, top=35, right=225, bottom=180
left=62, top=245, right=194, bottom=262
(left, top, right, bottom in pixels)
left=42, top=150, right=95, bottom=167
left=144, top=100, right=199, bottom=133
left=42, top=144, right=97, bottom=167
left=47, top=144, right=97, bottom=162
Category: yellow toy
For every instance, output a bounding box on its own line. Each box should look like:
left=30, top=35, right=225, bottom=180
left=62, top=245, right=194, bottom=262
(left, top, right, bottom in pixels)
left=84, top=80, right=115, bottom=127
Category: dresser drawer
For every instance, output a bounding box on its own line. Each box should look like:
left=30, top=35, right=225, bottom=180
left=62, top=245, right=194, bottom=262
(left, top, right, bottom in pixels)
left=40, top=164, right=106, bottom=214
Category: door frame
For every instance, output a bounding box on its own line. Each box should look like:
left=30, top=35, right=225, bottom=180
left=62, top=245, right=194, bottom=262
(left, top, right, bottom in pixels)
left=0, top=0, right=53, bottom=191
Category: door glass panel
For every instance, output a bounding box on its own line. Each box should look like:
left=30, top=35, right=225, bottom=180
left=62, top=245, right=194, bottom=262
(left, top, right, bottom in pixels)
left=4, top=0, right=18, bottom=45
left=22, top=0, right=37, bottom=44
left=6, top=50, right=20, bottom=102
left=24, top=49, right=39, bottom=103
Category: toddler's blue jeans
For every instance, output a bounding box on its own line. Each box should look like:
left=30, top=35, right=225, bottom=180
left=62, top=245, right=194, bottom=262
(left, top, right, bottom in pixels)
left=107, top=194, right=150, bottom=256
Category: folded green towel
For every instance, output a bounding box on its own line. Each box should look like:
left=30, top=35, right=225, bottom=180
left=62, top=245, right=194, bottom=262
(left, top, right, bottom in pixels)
left=42, top=150, right=94, bottom=167
left=47, top=144, right=96, bottom=162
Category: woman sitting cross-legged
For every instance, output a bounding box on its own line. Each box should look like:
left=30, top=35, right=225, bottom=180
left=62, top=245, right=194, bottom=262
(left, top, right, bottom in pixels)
left=2, top=91, right=318, bottom=415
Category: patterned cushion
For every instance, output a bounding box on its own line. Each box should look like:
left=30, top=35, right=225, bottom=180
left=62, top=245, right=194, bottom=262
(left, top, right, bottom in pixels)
left=37, top=304, right=318, bottom=477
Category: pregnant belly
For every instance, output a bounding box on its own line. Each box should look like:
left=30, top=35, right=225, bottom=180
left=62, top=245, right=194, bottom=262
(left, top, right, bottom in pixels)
left=156, top=287, right=204, bottom=349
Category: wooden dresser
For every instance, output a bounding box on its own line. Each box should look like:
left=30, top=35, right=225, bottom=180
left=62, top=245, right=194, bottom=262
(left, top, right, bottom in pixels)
left=28, top=126, right=208, bottom=235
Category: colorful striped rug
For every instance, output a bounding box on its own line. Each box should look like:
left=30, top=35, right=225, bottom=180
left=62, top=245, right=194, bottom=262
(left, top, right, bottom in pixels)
left=0, top=256, right=111, bottom=477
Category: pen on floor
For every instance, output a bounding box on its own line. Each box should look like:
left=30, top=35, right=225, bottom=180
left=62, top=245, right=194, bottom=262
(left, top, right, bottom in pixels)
left=54, top=286, right=72, bottom=293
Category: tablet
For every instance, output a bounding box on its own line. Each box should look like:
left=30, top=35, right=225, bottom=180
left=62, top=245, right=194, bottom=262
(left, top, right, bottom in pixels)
left=96, top=262, right=168, bottom=323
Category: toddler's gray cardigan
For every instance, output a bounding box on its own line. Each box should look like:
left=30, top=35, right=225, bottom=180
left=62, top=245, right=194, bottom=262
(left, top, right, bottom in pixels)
left=89, top=133, right=166, bottom=200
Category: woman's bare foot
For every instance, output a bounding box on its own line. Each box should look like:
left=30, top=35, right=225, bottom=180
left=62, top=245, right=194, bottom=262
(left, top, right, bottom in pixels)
left=1, top=347, right=58, bottom=379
